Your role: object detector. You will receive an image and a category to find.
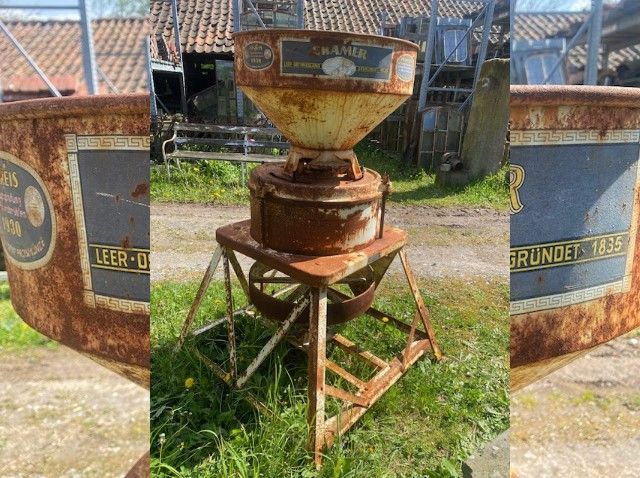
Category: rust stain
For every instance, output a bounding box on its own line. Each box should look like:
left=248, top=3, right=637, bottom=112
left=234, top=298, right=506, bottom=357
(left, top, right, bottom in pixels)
left=234, top=30, right=417, bottom=178
left=233, top=29, right=418, bottom=96
left=131, top=182, right=148, bottom=198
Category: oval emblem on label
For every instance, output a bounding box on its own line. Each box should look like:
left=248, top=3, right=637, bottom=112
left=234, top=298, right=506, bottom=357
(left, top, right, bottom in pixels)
left=244, top=42, right=274, bottom=70
left=0, top=151, right=56, bottom=270
left=396, top=54, right=416, bottom=82
left=322, top=57, right=357, bottom=78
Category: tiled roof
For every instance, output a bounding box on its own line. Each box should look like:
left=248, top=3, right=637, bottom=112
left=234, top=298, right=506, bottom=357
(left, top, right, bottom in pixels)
left=304, top=0, right=486, bottom=33
left=513, top=11, right=640, bottom=71
left=512, top=12, right=586, bottom=42
left=150, top=0, right=503, bottom=57
left=151, top=0, right=234, bottom=55
left=0, top=18, right=148, bottom=98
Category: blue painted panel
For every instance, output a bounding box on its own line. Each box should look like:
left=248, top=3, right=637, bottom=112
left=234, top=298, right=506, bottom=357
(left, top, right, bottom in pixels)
left=510, top=142, right=639, bottom=304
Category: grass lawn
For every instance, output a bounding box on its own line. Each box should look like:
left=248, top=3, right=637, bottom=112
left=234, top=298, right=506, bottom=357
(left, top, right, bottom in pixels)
left=151, top=143, right=509, bottom=210
left=151, top=276, right=509, bottom=477
left=0, top=282, right=54, bottom=350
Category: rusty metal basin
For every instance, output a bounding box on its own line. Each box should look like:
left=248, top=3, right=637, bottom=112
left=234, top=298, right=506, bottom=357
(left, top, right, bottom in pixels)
left=234, top=29, right=417, bottom=152
left=0, top=94, right=150, bottom=389
left=510, top=85, right=640, bottom=391
left=234, top=29, right=417, bottom=178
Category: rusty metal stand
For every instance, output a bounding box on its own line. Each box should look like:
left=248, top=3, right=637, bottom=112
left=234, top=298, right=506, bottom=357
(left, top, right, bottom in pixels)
left=176, top=220, right=442, bottom=466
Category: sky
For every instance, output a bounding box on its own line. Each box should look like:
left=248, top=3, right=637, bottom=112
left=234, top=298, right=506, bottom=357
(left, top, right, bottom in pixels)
left=0, top=0, right=117, bottom=20
left=1, top=0, right=625, bottom=20
left=516, top=0, right=622, bottom=12
left=0, top=0, right=80, bottom=20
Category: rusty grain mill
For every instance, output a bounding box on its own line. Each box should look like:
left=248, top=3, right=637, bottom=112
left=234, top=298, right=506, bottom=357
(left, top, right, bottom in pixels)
left=177, top=29, right=443, bottom=466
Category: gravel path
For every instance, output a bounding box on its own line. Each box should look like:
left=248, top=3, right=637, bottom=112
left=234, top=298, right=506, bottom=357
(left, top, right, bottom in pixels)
left=0, top=347, right=149, bottom=478
left=151, top=203, right=509, bottom=282
left=511, top=334, right=640, bottom=478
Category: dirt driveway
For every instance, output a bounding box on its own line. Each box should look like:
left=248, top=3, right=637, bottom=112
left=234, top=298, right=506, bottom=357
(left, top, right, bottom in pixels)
left=511, top=333, right=640, bottom=477
left=0, top=347, right=149, bottom=478
left=151, top=203, right=509, bottom=281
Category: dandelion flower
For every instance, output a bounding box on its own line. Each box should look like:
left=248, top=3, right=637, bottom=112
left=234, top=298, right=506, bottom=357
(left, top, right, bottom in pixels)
left=184, top=377, right=195, bottom=389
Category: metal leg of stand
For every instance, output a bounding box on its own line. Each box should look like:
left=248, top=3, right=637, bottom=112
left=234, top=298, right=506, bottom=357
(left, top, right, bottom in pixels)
left=223, top=249, right=238, bottom=383
left=399, top=248, right=443, bottom=361
left=308, top=286, right=328, bottom=467
left=176, top=245, right=223, bottom=350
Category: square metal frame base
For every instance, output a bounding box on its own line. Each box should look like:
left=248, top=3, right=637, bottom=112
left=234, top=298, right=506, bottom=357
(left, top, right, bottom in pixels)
left=176, top=221, right=443, bottom=466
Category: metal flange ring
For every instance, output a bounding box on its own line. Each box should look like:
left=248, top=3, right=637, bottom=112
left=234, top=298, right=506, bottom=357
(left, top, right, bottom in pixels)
left=248, top=261, right=375, bottom=325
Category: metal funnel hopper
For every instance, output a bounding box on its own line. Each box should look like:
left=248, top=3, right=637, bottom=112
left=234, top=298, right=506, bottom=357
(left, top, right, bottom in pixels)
left=234, top=29, right=418, bottom=179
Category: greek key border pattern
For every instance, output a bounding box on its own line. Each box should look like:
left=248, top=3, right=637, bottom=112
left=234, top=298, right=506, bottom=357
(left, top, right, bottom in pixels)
left=95, top=294, right=150, bottom=315
left=76, top=135, right=150, bottom=151
left=66, top=147, right=93, bottom=292
left=511, top=129, right=640, bottom=146
left=510, top=276, right=631, bottom=315
left=66, top=134, right=150, bottom=314
left=65, top=134, right=78, bottom=152
left=83, top=290, right=96, bottom=308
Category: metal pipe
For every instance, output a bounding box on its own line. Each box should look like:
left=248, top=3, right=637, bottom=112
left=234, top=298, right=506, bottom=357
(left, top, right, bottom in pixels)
left=0, top=20, right=61, bottom=97
left=418, top=0, right=439, bottom=110
left=233, top=0, right=245, bottom=123
left=145, top=36, right=158, bottom=117
left=473, top=0, right=495, bottom=87
left=97, top=67, right=118, bottom=93
left=542, top=18, right=590, bottom=85
left=0, top=4, right=78, bottom=8
left=423, top=4, right=488, bottom=92
left=170, top=0, right=188, bottom=113
left=297, top=0, right=305, bottom=29
left=245, top=0, right=267, bottom=28
left=78, top=0, right=98, bottom=95
left=458, top=1, right=494, bottom=111
left=585, top=0, right=603, bottom=85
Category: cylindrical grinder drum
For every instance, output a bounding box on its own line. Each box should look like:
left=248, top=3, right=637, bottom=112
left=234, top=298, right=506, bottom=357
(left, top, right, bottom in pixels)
left=510, top=86, right=640, bottom=391
left=0, top=95, right=150, bottom=389
left=234, top=29, right=418, bottom=255
left=249, top=164, right=389, bottom=255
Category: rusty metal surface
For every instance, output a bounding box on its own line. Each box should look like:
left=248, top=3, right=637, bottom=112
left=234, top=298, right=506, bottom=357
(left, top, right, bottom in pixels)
left=0, top=94, right=150, bottom=389
left=510, top=85, right=640, bottom=391
left=249, top=164, right=386, bottom=255
left=177, top=246, right=223, bottom=350
left=236, top=295, right=310, bottom=389
left=223, top=250, right=238, bottom=383
left=307, top=286, right=328, bottom=467
left=234, top=29, right=418, bottom=96
left=125, top=452, right=150, bottom=478
left=216, top=220, right=407, bottom=287
left=234, top=29, right=417, bottom=176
